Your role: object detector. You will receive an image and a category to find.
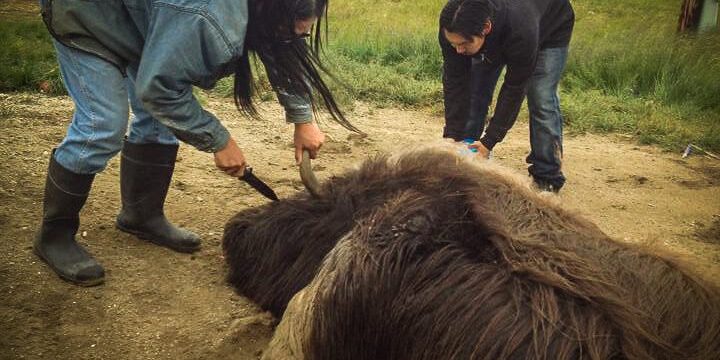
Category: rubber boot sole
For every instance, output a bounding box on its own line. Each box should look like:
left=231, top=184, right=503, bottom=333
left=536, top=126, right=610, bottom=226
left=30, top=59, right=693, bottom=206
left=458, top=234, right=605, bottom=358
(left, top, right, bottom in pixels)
left=33, top=243, right=105, bottom=287
left=115, top=223, right=200, bottom=254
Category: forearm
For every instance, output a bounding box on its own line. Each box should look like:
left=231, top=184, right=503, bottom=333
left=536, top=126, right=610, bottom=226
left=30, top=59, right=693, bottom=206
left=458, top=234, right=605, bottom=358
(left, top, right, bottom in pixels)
left=140, top=87, right=231, bottom=152
left=260, top=50, right=314, bottom=123
left=479, top=82, right=526, bottom=150
left=465, top=61, right=503, bottom=140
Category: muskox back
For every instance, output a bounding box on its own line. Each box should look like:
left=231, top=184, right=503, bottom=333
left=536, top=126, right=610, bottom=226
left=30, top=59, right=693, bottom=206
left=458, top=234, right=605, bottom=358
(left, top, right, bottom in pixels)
left=223, top=145, right=720, bottom=360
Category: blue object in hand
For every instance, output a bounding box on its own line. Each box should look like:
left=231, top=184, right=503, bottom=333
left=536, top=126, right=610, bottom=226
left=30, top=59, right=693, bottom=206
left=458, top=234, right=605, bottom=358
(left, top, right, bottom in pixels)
left=463, top=138, right=478, bottom=153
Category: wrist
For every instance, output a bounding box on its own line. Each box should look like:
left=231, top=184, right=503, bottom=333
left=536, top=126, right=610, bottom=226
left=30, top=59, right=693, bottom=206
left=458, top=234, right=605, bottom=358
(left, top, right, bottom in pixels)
left=294, top=121, right=314, bottom=127
left=215, top=136, right=237, bottom=154
left=479, top=137, right=497, bottom=151
left=287, top=114, right=313, bottom=125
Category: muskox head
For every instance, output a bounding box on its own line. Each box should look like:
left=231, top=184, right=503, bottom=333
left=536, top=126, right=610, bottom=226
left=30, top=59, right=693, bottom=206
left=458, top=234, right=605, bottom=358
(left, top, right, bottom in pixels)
left=223, top=144, right=720, bottom=360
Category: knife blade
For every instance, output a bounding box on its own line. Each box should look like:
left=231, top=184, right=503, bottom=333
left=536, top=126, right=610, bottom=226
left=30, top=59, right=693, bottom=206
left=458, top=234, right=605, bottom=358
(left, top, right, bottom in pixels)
left=240, top=167, right=279, bottom=201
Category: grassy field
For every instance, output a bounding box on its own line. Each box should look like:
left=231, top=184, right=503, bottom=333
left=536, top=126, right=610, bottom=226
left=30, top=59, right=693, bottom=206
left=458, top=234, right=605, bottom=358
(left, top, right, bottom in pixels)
left=1, top=0, right=718, bottom=151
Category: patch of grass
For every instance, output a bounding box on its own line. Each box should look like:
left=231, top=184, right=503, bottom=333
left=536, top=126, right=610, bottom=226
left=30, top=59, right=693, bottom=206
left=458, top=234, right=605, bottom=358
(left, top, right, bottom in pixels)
left=1, top=0, right=718, bottom=151
left=322, top=0, right=720, bottom=151
left=0, top=17, right=63, bottom=94
left=565, top=29, right=720, bottom=113
left=324, top=52, right=441, bottom=107
left=563, top=89, right=720, bottom=151
left=322, top=0, right=442, bottom=107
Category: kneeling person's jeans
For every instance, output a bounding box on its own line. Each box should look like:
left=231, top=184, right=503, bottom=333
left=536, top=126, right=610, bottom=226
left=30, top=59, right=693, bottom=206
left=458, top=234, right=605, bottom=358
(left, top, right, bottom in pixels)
left=526, top=47, right=568, bottom=190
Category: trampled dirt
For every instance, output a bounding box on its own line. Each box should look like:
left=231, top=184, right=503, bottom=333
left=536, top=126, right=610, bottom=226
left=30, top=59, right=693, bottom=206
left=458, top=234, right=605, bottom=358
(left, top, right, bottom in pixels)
left=1, top=92, right=718, bottom=359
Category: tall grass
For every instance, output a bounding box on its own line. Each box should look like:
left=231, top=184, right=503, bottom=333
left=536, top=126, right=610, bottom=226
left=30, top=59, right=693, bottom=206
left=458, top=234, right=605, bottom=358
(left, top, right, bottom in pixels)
left=1, top=0, right=718, bottom=150
left=567, top=0, right=720, bottom=112
left=0, top=18, right=61, bottom=94
left=561, top=0, right=720, bottom=150
left=322, top=0, right=720, bottom=150
left=322, top=0, right=443, bottom=106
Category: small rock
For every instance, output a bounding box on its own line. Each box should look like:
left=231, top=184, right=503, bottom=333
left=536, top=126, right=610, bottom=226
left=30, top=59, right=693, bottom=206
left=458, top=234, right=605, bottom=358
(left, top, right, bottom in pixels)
left=631, top=175, right=649, bottom=185
left=174, top=181, right=188, bottom=191
left=347, top=133, right=368, bottom=141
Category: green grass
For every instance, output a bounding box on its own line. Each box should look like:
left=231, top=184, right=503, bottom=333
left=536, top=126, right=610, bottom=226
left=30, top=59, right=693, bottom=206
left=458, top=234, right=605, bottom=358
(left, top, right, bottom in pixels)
left=322, top=0, right=443, bottom=107
left=0, top=17, right=62, bottom=94
left=561, top=0, right=720, bottom=150
left=321, top=0, right=720, bottom=151
left=1, top=0, right=719, bottom=151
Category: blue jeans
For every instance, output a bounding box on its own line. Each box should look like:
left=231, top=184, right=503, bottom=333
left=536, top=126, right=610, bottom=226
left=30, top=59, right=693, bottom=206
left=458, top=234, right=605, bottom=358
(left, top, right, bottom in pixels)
left=526, top=47, right=568, bottom=189
left=466, top=47, right=568, bottom=189
left=52, top=40, right=178, bottom=175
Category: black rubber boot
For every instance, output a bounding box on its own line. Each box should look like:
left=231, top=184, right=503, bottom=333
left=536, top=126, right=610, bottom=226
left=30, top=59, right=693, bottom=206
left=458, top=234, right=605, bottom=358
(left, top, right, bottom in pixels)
left=116, top=141, right=201, bottom=253
left=34, top=153, right=105, bottom=286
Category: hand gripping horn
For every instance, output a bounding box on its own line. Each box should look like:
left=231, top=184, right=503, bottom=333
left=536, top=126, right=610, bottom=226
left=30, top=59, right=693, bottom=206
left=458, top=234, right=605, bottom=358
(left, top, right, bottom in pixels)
left=299, top=150, right=322, bottom=198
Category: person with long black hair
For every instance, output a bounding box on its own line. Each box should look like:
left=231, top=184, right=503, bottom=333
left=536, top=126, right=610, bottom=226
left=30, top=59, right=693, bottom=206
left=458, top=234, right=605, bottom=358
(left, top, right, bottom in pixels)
left=35, top=0, right=356, bottom=286
left=439, top=0, right=574, bottom=193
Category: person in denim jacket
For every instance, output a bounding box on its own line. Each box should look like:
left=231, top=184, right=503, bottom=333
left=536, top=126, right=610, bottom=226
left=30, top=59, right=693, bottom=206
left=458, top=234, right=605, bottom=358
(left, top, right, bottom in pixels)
left=35, top=0, right=357, bottom=286
left=439, top=0, right=574, bottom=193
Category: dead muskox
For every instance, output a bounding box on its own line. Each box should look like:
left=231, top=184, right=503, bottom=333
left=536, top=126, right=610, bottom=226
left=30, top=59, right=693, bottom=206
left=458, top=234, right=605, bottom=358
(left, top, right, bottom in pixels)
left=222, top=145, right=720, bottom=360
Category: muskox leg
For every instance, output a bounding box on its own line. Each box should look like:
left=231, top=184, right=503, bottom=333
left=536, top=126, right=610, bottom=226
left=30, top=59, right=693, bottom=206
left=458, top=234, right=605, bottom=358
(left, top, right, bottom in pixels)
left=260, top=287, right=311, bottom=360
left=262, top=232, right=365, bottom=360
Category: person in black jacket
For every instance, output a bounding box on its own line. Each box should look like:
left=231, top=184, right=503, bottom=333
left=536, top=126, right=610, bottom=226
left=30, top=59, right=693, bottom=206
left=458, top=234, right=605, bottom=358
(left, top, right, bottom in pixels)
left=439, top=0, right=574, bottom=192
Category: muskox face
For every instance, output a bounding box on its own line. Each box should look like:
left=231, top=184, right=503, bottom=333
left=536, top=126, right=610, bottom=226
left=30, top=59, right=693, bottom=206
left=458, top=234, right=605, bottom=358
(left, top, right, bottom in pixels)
left=223, top=145, right=720, bottom=360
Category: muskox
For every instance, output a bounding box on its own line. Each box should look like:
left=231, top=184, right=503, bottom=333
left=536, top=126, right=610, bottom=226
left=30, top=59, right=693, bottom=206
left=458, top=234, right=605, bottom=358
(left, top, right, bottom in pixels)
left=222, top=144, right=720, bottom=360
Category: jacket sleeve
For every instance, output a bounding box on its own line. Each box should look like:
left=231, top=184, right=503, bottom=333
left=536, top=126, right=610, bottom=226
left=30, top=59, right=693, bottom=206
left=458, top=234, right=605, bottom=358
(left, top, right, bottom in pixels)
left=258, top=49, right=313, bottom=124
left=479, top=35, right=537, bottom=150
left=134, top=6, right=242, bottom=153
left=439, top=29, right=472, bottom=141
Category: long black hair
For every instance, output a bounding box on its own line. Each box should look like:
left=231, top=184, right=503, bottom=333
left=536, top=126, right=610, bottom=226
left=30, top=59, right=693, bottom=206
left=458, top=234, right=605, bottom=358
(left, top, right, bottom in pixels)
left=234, top=0, right=359, bottom=132
left=439, top=0, right=493, bottom=39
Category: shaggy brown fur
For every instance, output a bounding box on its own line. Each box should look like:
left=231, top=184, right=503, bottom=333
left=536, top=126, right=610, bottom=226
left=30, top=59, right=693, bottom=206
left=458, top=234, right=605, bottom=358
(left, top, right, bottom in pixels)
left=223, top=146, right=720, bottom=359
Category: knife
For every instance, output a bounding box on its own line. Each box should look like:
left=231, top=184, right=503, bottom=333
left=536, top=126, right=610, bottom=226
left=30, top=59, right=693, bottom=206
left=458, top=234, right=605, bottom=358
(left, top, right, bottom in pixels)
left=240, top=167, right=279, bottom=201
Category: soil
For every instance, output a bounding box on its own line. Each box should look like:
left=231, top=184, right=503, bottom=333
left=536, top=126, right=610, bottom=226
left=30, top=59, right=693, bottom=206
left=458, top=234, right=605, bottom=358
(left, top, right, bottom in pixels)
left=1, top=92, right=719, bottom=360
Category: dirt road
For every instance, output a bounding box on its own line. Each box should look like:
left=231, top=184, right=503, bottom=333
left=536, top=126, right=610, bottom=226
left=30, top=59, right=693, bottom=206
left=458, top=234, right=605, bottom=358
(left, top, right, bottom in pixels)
left=1, top=92, right=718, bottom=359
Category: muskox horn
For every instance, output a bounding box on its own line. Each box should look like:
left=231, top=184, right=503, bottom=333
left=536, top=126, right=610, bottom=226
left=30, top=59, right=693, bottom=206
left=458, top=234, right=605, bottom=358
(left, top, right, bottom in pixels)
left=300, top=150, right=321, bottom=197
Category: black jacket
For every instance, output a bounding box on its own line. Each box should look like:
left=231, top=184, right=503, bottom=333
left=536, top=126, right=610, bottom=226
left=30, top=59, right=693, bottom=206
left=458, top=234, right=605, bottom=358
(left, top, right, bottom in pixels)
left=441, top=0, right=574, bottom=149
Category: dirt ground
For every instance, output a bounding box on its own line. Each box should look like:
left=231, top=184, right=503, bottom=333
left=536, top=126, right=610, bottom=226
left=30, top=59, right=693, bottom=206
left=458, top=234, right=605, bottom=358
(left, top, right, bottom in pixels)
left=0, top=92, right=719, bottom=360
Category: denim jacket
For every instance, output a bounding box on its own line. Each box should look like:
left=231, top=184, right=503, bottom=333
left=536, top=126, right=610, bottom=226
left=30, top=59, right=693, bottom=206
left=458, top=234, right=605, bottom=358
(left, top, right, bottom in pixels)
left=41, top=0, right=313, bottom=153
